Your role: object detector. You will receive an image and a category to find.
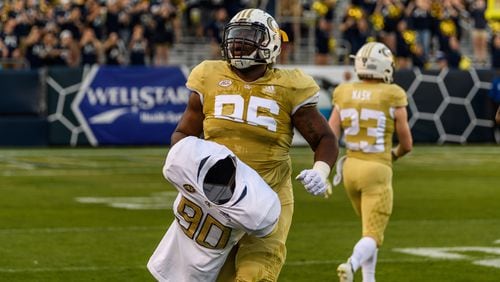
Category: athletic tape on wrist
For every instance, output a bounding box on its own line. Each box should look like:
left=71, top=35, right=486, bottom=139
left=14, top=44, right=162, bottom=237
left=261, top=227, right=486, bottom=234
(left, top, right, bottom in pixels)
left=312, top=161, right=331, bottom=180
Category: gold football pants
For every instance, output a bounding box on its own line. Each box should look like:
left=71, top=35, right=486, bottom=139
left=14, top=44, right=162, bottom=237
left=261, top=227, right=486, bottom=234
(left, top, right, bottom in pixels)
left=217, top=203, right=293, bottom=282
left=342, top=157, right=393, bottom=246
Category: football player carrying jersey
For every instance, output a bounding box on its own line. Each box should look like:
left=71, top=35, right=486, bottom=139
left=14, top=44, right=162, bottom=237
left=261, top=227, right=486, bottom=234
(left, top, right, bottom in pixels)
left=328, top=42, right=413, bottom=282
left=148, top=137, right=281, bottom=282
left=170, top=8, right=339, bottom=282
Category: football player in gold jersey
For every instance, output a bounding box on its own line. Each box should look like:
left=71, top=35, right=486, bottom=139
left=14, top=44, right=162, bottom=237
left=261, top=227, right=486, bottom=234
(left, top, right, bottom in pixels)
left=170, top=8, right=339, bottom=282
left=328, top=42, right=413, bottom=282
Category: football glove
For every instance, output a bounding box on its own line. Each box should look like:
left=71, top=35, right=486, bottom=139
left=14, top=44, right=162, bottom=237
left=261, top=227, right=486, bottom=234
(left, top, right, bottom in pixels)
left=296, top=161, right=332, bottom=197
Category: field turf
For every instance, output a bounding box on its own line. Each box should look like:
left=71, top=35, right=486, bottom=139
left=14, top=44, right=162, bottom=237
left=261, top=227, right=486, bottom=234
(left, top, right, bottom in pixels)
left=0, top=145, right=499, bottom=281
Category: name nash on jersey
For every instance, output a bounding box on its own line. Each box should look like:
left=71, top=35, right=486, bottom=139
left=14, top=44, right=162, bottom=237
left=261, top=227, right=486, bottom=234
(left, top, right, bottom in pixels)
left=352, top=90, right=372, bottom=100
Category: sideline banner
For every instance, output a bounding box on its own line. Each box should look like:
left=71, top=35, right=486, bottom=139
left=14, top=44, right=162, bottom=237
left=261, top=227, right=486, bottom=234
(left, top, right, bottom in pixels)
left=72, top=66, right=190, bottom=145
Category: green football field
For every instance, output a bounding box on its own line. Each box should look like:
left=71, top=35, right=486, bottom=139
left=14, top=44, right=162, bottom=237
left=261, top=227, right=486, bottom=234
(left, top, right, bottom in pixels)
left=0, top=145, right=499, bottom=281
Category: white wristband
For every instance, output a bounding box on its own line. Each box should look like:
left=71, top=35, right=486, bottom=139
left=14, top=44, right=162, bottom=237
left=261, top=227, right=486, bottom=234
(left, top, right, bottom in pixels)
left=313, top=161, right=331, bottom=180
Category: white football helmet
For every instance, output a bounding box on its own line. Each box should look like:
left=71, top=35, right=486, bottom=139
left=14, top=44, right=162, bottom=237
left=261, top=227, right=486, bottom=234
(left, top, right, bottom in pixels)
left=351, top=42, right=395, bottom=83
left=221, top=8, right=285, bottom=69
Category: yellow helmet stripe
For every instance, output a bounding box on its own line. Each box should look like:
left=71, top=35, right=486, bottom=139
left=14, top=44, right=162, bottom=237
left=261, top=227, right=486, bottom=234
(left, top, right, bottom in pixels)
left=235, top=9, right=248, bottom=20
left=363, top=42, right=375, bottom=58
left=241, top=9, right=253, bottom=19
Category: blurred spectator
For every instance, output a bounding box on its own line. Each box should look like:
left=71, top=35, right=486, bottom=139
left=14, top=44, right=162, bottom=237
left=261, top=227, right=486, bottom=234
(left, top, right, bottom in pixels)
left=352, top=0, right=378, bottom=15
left=0, top=18, right=22, bottom=67
left=313, top=0, right=335, bottom=65
left=491, top=32, right=500, bottom=69
left=205, top=6, right=228, bottom=60
left=105, top=0, right=121, bottom=36
left=395, top=19, right=413, bottom=69
left=405, top=0, right=433, bottom=59
left=129, top=24, right=149, bottom=65
left=183, top=4, right=202, bottom=37
left=130, top=0, right=155, bottom=36
left=0, top=38, right=9, bottom=62
left=340, top=5, right=370, bottom=57
left=22, top=26, right=44, bottom=69
left=59, top=6, right=84, bottom=40
left=445, top=35, right=462, bottom=68
left=435, top=0, right=464, bottom=54
left=54, top=1, right=71, bottom=32
left=105, top=0, right=130, bottom=42
left=151, top=1, right=179, bottom=66
left=10, top=1, right=32, bottom=39
left=411, top=42, right=427, bottom=68
left=435, top=50, right=448, bottom=70
left=59, top=30, right=81, bottom=67
left=103, top=32, right=126, bottom=66
left=276, top=0, right=301, bottom=64
left=469, top=0, right=488, bottom=66
left=80, top=26, right=102, bottom=66
left=374, top=0, right=404, bottom=53
left=39, top=32, right=65, bottom=66
left=223, top=0, right=250, bottom=18
left=84, top=0, right=107, bottom=40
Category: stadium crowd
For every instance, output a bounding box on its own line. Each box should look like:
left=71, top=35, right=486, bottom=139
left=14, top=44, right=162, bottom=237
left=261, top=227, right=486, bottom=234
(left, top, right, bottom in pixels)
left=336, top=0, right=499, bottom=69
left=0, top=0, right=499, bottom=70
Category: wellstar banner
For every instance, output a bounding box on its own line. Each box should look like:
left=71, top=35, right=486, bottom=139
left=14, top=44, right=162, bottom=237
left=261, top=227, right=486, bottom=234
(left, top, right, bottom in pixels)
left=72, top=66, right=190, bottom=145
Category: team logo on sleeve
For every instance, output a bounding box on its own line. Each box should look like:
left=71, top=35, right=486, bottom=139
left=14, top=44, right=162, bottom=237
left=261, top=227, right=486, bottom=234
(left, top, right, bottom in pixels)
left=219, top=80, right=232, bottom=87
left=183, top=184, right=196, bottom=193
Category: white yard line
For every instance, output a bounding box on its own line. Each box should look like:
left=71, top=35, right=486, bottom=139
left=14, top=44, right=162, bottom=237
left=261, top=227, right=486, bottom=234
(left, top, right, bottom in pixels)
left=1, top=218, right=498, bottom=234
left=394, top=247, right=500, bottom=269
left=0, top=226, right=164, bottom=234
left=0, top=258, right=429, bottom=273
left=0, top=265, right=147, bottom=273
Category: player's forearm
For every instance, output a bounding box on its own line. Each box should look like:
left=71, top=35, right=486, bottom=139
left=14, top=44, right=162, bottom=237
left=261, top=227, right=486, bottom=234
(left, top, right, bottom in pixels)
left=171, top=131, right=189, bottom=146
left=392, top=144, right=410, bottom=159
left=327, top=107, right=342, bottom=140
left=393, top=107, right=413, bottom=160
left=314, top=133, right=339, bottom=168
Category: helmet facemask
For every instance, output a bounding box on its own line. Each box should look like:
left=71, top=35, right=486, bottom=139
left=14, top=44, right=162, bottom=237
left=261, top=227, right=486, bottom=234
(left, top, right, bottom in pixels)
left=221, top=22, right=272, bottom=69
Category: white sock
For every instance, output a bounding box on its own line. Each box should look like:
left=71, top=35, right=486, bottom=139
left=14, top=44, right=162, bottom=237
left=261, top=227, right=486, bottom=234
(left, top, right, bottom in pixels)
left=361, top=248, right=378, bottom=282
left=348, top=237, right=377, bottom=272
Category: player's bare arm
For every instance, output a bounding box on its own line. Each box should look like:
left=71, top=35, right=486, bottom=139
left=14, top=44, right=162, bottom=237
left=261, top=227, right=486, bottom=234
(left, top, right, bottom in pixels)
left=393, top=106, right=413, bottom=159
left=293, top=104, right=338, bottom=197
left=171, top=92, right=204, bottom=145
left=327, top=105, right=342, bottom=140
left=293, top=104, right=338, bottom=167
